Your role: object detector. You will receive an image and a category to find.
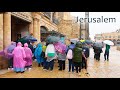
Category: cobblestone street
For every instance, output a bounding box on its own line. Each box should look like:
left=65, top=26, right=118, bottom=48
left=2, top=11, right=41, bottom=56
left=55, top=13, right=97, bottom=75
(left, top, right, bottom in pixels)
left=0, top=46, right=120, bottom=78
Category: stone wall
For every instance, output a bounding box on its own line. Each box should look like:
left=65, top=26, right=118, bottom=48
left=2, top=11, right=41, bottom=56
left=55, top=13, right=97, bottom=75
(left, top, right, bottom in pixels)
left=58, top=19, right=72, bottom=45
left=0, top=57, right=8, bottom=70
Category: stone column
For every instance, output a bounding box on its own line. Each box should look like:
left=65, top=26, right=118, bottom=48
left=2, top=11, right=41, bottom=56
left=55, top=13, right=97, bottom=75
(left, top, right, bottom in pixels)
left=29, top=21, right=33, bottom=34
left=50, top=12, right=53, bottom=22
left=0, top=14, right=3, bottom=50
left=33, top=18, right=38, bottom=44
left=3, top=12, right=11, bottom=49
left=37, top=19, right=40, bottom=42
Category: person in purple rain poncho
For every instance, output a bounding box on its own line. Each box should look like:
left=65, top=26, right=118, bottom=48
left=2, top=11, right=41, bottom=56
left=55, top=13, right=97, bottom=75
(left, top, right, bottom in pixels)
left=6, top=42, right=16, bottom=70
left=0, top=41, right=16, bottom=70
left=54, top=42, right=67, bottom=71
left=12, top=42, right=26, bottom=73
left=24, top=43, right=32, bottom=71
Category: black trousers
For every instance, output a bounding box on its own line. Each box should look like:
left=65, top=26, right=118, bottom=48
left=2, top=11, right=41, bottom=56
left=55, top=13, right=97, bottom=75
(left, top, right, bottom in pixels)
left=82, top=57, right=87, bottom=69
left=8, top=58, right=13, bottom=68
left=96, top=53, right=101, bottom=60
left=73, top=62, right=82, bottom=73
left=59, top=60, right=65, bottom=70
left=104, top=51, right=109, bottom=60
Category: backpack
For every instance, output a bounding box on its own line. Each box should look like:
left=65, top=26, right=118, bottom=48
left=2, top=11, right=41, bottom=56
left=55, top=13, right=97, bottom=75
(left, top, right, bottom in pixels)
left=66, top=49, right=73, bottom=59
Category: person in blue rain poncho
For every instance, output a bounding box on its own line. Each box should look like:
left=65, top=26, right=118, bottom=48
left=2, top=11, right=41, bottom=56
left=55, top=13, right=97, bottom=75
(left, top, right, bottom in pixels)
left=34, top=43, right=44, bottom=67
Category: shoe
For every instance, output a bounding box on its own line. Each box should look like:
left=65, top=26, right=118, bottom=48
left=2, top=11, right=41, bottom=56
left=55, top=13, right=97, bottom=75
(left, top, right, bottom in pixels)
left=16, top=71, right=20, bottom=73
left=25, top=68, right=27, bottom=71
left=78, top=72, right=81, bottom=76
left=59, top=69, right=62, bottom=71
left=34, top=59, right=37, bottom=62
left=28, top=68, right=31, bottom=71
left=21, top=71, right=25, bottom=73
left=50, top=70, right=53, bottom=72
left=11, top=68, right=14, bottom=70
left=43, top=68, right=47, bottom=71
left=8, top=68, right=10, bottom=71
left=38, top=64, right=40, bottom=67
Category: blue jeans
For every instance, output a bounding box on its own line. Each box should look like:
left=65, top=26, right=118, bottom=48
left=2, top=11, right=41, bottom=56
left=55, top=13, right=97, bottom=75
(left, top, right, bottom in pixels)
left=46, top=60, right=54, bottom=71
left=68, top=59, right=74, bottom=72
left=43, top=58, right=47, bottom=69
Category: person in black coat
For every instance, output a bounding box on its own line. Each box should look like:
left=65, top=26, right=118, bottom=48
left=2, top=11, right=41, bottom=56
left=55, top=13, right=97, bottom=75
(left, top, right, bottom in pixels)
left=94, top=46, right=102, bottom=61
left=27, top=41, right=34, bottom=54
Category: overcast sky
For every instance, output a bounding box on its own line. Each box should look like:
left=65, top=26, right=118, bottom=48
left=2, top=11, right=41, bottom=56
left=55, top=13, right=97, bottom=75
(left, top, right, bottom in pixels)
left=70, top=12, right=120, bottom=40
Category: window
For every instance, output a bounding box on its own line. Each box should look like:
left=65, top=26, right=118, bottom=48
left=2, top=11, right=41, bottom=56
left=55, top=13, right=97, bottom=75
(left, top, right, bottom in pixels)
left=105, top=36, right=107, bottom=38
left=118, top=35, right=120, bottom=38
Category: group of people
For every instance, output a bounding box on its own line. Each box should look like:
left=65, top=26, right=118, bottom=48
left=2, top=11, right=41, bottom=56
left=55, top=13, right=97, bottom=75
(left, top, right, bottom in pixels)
left=0, top=39, right=91, bottom=76
left=93, top=43, right=110, bottom=61
left=0, top=38, right=111, bottom=77
left=0, top=41, right=33, bottom=73
left=66, top=42, right=90, bottom=75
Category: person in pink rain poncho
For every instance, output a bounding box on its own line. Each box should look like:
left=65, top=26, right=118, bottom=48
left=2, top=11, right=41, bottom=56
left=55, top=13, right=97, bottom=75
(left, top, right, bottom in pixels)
left=24, top=43, right=32, bottom=70
left=12, top=42, right=26, bottom=73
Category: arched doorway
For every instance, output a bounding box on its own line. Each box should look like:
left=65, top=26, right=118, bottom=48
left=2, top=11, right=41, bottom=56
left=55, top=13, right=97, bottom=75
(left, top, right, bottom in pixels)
left=11, top=16, right=30, bottom=42
left=40, top=26, right=49, bottom=42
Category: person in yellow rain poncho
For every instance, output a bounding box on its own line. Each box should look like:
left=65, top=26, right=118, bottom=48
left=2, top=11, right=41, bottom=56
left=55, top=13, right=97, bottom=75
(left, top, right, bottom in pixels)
left=41, top=42, right=47, bottom=70
left=80, top=39, right=85, bottom=43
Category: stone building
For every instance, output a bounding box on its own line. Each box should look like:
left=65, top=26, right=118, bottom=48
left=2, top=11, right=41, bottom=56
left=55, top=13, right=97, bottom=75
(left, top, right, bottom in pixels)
left=58, top=12, right=80, bottom=44
left=0, top=12, right=59, bottom=69
left=0, top=12, right=81, bottom=69
left=95, top=30, right=120, bottom=45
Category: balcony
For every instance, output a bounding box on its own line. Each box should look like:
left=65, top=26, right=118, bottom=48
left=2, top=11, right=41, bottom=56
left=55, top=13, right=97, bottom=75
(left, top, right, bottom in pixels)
left=52, top=17, right=59, bottom=25
left=43, top=12, right=51, bottom=19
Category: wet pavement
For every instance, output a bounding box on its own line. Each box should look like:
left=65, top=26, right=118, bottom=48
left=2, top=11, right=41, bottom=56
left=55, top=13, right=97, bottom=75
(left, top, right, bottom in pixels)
left=0, top=46, right=120, bottom=78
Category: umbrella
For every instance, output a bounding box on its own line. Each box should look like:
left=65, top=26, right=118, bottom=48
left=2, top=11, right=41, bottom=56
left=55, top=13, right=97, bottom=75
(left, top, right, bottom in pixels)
left=54, top=42, right=67, bottom=54
left=82, top=42, right=87, bottom=45
left=85, top=40, right=93, bottom=45
left=93, top=42, right=103, bottom=48
left=70, top=38, right=79, bottom=44
left=17, top=38, right=28, bottom=45
left=46, top=35, right=60, bottom=44
left=23, top=35, right=37, bottom=42
left=103, top=40, right=114, bottom=45
left=68, top=44, right=75, bottom=49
